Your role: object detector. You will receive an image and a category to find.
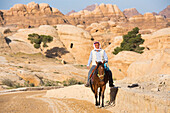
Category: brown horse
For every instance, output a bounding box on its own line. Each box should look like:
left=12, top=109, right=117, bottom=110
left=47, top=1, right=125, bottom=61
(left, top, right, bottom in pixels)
left=89, top=61, right=109, bottom=107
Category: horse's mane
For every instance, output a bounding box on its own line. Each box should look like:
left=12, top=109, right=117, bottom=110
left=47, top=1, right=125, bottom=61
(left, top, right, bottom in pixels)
left=97, top=62, right=103, bottom=67
left=94, top=62, right=104, bottom=74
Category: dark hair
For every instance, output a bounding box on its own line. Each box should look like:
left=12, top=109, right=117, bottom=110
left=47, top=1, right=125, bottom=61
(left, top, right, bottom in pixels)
left=94, top=41, right=99, bottom=44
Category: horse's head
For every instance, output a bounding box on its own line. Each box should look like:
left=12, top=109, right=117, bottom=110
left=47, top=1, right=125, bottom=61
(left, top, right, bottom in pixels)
left=96, top=61, right=105, bottom=79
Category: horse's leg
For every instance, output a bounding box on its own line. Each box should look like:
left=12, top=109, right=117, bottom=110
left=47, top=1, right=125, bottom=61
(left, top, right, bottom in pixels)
left=101, top=85, right=106, bottom=107
left=99, top=87, right=101, bottom=106
left=94, top=86, right=99, bottom=106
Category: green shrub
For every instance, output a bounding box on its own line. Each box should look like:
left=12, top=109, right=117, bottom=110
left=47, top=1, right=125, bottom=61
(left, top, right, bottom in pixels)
left=62, top=78, right=83, bottom=86
left=14, top=83, right=22, bottom=88
left=29, top=83, right=35, bottom=87
left=24, top=81, right=30, bottom=87
left=24, top=81, right=35, bottom=87
left=28, top=33, right=53, bottom=52
left=18, top=66, right=23, bottom=68
left=113, top=27, right=145, bottom=55
left=44, top=79, right=60, bottom=86
left=34, top=44, right=40, bottom=49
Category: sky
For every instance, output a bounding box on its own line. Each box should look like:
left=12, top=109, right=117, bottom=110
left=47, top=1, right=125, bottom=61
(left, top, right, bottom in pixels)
left=0, top=0, right=169, bottom=14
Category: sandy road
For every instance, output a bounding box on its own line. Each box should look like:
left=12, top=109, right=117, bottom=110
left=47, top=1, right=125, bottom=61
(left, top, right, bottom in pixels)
left=0, top=91, right=111, bottom=113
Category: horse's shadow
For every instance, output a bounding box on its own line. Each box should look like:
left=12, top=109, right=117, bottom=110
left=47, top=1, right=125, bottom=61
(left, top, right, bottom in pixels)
left=105, top=86, right=119, bottom=108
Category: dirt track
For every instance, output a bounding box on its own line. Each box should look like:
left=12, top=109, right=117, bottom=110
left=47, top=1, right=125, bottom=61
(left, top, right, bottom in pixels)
left=0, top=91, right=111, bottom=113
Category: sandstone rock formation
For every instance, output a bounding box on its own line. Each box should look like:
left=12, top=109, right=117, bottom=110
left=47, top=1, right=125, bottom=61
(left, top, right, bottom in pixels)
left=0, top=2, right=74, bottom=29
left=66, top=10, right=76, bottom=16
left=0, top=11, right=4, bottom=25
left=83, top=4, right=96, bottom=11
left=55, top=24, right=93, bottom=64
left=5, top=25, right=93, bottom=64
left=0, top=2, right=168, bottom=31
left=123, top=28, right=170, bottom=82
left=17, top=71, right=42, bottom=86
left=142, top=28, right=170, bottom=50
left=69, top=4, right=127, bottom=26
left=85, top=21, right=128, bottom=35
left=127, top=13, right=167, bottom=29
left=6, top=25, right=75, bottom=63
left=109, top=51, right=141, bottom=80
left=123, top=8, right=141, bottom=18
left=159, top=5, right=170, bottom=18
left=105, top=28, right=170, bottom=80
left=127, top=49, right=170, bottom=78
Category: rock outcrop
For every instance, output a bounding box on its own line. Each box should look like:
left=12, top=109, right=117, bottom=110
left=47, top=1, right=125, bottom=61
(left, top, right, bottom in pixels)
left=159, top=5, right=170, bottom=18
left=6, top=2, right=63, bottom=16
left=85, top=21, right=128, bottom=35
left=66, top=10, right=76, bottom=16
left=17, top=71, right=42, bottom=86
left=0, top=3, right=168, bottom=31
left=105, top=28, right=170, bottom=80
left=6, top=25, right=93, bottom=64
left=55, top=24, right=93, bottom=64
left=126, top=13, right=167, bottom=29
left=83, top=4, right=96, bottom=11
left=123, top=8, right=141, bottom=18
left=69, top=4, right=127, bottom=26
left=0, top=2, right=74, bottom=29
left=0, top=11, right=4, bottom=25
left=126, top=28, right=170, bottom=79
left=109, top=51, right=141, bottom=80
left=6, top=25, right=75, bottom=63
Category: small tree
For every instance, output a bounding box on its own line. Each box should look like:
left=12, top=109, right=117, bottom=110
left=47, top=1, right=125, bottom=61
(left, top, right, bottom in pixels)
left=113, top=27, right=145, bottom=55
left=28, top=33, right=53, bottom=53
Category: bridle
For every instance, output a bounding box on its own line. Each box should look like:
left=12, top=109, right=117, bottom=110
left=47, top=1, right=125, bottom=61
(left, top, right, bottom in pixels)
left=96, top=63, right=105, bottom=81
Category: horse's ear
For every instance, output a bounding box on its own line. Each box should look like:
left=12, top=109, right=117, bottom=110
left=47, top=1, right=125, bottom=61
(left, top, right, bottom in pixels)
left=96, top=61, right=98, bottom=65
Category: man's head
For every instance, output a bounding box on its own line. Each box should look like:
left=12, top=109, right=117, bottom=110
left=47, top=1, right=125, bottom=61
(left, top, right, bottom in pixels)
left=94, top=41, right=100, bottom=49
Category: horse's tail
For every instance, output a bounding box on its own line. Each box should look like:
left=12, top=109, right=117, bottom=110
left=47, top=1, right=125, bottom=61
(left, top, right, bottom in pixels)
left=89, top=78, right=95, bottom=93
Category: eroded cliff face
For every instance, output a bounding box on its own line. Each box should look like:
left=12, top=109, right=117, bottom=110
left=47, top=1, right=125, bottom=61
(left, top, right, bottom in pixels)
left=69, top=4, right=127, bottom=26
left=159, top=5, right=170, bottom=18
left=123, top=8, right=141, bottom=18
left=0, top=2, right=169, bottom=31
left=0, top=2, right=76, bottom=29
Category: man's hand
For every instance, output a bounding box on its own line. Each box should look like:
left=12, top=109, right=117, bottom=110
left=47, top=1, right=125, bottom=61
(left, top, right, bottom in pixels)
left=87, top=66, right=89, bottom=69
left=105, top=63, right=108, bottom=67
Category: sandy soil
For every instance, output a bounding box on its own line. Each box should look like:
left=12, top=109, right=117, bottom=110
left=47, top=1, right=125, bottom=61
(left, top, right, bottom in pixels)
left=0, top=90, right=111, bottom=113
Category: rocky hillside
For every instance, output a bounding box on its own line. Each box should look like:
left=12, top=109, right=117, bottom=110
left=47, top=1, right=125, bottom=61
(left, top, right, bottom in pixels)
left=159, top=5, right=170, bottom=18
left=83, top=4, right=96, bottom=11
left=0, top=11, right=4, bottom=25
left=123, top=8, right=141, bottom=18
left=125, top=13, right=167, bottom=29
left=66, top=10, right=76, bottom=16
left=2, top=25, right=93, bottom=64
left=69, top=3, right=127, bottom=25
left=0, top=2, right=76, bottom=29
left=0, top=2, right=168, bottom=31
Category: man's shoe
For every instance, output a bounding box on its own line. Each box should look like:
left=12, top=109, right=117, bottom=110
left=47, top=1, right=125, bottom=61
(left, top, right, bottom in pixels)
left=85, top=83, right=90, bottom=87
left=109, top=84, right=114, bottom=87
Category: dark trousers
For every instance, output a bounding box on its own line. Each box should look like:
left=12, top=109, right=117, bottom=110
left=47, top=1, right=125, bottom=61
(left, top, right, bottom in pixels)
left=87, top=65, right=113, bottom=85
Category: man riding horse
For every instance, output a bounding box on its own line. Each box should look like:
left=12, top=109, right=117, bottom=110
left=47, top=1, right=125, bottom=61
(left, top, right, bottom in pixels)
left=85, top=41, right=114, bottom=87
